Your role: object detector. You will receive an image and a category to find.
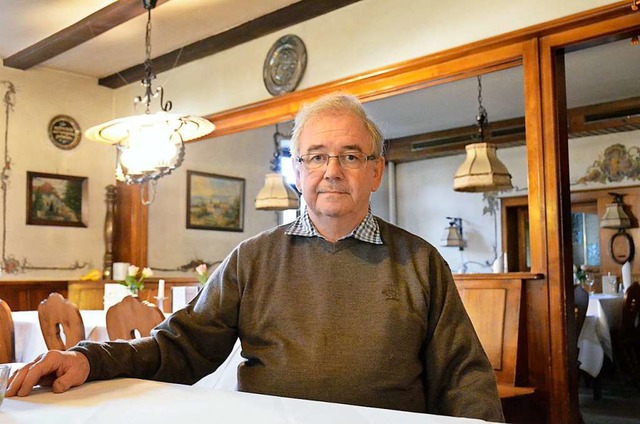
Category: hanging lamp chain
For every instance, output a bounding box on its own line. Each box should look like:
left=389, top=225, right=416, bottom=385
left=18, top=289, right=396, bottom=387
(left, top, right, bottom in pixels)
left=476, top=75, right=489, bottom=141
left=270, top=123, right=288, bottom=173
left=134, top=1, right=171, bottom=114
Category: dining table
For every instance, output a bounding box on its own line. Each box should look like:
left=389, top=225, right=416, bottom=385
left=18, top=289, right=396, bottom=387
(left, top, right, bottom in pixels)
left=577, top=292, right=624, bottom=378
left=1, top=377, right=493, bottom=423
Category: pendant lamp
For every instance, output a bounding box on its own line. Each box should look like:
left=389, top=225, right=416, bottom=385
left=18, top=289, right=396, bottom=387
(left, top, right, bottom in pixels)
left=453, top=76, right=513, bottom=192
left=255, top=124, right=300, bottom=211
left=85, top=0, right=214, bottom=204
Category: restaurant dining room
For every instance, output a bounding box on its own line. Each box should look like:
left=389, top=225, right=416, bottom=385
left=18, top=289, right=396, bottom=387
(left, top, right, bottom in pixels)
left=1, top=1, right=640, bottom=423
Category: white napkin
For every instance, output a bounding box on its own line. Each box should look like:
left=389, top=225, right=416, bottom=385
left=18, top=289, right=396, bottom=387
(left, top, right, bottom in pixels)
left=622, top=261, right=632, bottom=290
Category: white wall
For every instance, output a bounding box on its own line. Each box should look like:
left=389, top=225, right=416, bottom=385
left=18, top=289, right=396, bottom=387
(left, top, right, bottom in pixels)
left=0, top=66, right=115, bottom=280
left=147, top=125, right=278, bottom=275
left=395, top=130, right=640, bottom=274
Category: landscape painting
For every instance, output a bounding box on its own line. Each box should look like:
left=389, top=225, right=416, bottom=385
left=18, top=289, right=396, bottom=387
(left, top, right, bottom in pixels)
left=27, top=171, right=87, bottom=227
left=186, top=171, right=244, bottom=231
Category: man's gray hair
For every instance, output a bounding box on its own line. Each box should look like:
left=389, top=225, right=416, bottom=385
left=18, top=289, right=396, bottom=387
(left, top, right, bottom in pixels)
left=290, top=93, right=384, bottom=158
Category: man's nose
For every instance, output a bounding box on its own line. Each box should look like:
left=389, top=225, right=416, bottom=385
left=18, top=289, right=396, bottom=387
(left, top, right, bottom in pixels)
left=324, top=156, right=344, bottom=177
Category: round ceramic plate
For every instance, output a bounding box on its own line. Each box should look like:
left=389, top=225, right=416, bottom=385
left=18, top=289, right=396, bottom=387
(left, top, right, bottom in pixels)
left=263, top=35, right=307, bottom=96
left=48, top=115, right=81, bottom=150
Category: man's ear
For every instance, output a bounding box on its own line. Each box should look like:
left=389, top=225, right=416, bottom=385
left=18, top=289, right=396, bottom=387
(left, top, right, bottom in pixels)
left=371, top=158, right=385, bottom=192
left=294, top=164, right=302, bottom=192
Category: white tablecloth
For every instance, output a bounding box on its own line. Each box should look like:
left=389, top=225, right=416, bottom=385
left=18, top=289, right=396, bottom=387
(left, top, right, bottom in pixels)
left=1, top=378, right=491, bottom=423
left=577, top=293, right=624, bottom=377
left=12, top=310, right=110, bottom=363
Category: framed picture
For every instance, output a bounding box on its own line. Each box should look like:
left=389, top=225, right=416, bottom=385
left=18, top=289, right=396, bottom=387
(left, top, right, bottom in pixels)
left=186, top=171, right=245, bottom=232
left=27, top=171, right=88, bottom=227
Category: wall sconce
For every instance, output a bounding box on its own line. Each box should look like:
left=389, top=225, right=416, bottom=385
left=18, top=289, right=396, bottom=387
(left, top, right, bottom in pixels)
left=85, top=0, right=214, bottom=204
left=255, top=124, right=300, bottom=211
left=601, top=192, right=635, bottom=264
left=441, top=217, right=464, bottom=250
left=453, top=76, right=513, bottom=192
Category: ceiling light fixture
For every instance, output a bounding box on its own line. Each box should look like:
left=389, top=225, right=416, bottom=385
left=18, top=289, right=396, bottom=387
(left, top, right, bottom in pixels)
left=85, top=0, right=214, bottom=204
left=453, top=75, right=513, bottom=192
left=255, top=124, right=300, bottom=211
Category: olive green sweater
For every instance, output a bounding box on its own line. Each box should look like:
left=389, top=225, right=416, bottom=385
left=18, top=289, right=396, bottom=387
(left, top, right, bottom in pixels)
left=73, top=219, right=504, bottom=422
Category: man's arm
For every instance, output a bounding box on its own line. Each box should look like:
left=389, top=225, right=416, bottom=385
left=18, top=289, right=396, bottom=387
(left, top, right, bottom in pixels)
left=423, top=251, right=505, bottom=422
left=6, top=350, right=90, bottom=397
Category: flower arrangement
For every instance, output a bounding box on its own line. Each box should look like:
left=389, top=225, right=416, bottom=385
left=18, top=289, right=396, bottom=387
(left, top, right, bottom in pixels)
left=118, top=264, right=153, bottom=295
left=195, top=263, right=208, bottom=285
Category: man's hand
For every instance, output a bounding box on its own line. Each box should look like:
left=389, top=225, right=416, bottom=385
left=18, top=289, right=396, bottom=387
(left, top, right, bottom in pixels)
left=6, top=350, right=90, bottom=397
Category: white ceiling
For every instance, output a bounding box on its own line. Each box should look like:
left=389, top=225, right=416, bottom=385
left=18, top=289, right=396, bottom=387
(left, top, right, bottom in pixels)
left=0, top=0, right=300, bottom=78
left=0, top=1, right=638, bottom=139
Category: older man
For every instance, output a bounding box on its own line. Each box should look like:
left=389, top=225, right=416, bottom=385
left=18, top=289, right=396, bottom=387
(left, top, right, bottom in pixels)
left=7, top=94, right=504, bottom=422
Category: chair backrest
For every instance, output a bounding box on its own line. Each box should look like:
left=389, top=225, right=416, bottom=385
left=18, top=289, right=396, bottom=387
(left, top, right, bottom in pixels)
left=0, top=298, right=14, bottom=363
left=454, top=277, right=524, bottom=385
left=38, top=292, right=85, bottom=350
left=574, top=284, right=589, bottom=337
left=106, top=295, right=165, bottom=340
left=622, top=281, right=640, bottom=338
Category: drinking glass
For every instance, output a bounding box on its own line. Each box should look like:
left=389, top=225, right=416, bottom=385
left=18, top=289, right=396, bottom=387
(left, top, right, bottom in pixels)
left=585, top=273, right=595, bottom=295
left=0, top=364, right=11, bottom=408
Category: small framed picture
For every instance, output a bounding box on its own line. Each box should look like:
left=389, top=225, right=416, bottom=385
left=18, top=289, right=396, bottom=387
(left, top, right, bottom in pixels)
left=186, top=171, right=245, bottom=232
left=27, top=171, right=88, bottom=227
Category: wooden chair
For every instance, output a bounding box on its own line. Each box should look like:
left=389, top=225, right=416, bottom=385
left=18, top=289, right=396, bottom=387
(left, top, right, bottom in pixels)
left=574, top=285, right=589, bottom=338
left=0, top=298, right=14, bottom=363
left=37, top=292, right=85, bottom=351
left=619, top=281, right=640, bottom=386
left=106, top=295, right=165, bottom=340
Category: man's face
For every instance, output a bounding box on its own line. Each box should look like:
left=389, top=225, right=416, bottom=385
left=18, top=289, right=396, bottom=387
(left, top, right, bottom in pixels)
left=294, top=113, right=384, bottom=224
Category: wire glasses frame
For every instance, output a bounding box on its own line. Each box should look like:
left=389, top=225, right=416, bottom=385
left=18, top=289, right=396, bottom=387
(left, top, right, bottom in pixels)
left=296, top=153, right=379, bottom=171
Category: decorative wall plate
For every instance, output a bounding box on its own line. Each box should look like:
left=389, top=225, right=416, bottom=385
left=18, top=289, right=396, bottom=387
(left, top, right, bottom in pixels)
left=263, top=35, right=307, bottom=96
left=48, top=115, right=81, bottom=150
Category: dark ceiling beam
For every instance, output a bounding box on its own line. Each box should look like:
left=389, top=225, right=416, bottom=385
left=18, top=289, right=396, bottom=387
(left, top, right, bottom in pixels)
left=386, top=96, right=640, bottom=163
left=99, top=0, right=362, bottom=88
left=3, top=0, right=170, bottom=70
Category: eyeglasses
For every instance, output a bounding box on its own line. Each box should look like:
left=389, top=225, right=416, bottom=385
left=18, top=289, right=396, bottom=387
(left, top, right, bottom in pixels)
left=296, top=153, right=379, bottom=170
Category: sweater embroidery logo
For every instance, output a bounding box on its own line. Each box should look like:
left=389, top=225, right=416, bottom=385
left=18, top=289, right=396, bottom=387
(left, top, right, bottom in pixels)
left=382, top=286, right=399, bottom=301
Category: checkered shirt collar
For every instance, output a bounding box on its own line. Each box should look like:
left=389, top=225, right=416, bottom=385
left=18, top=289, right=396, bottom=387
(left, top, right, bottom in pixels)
left=285, top=208, right=383, bottom=245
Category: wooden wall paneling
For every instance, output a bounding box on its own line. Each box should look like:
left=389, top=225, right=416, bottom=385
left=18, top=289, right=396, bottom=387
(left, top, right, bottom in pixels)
left=0, top=281, right=68, bottom=311
left=68, top=278, right=200, bottom=312
left=114, top=181, right=148, bottom=269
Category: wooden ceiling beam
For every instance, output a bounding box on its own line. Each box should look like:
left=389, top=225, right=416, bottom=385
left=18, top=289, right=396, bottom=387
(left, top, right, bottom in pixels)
left=3, top=0, right=170, bottom=70
left=99, top=0, right=362, bottom=88
left=385, top=96, right=640, bottom=163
